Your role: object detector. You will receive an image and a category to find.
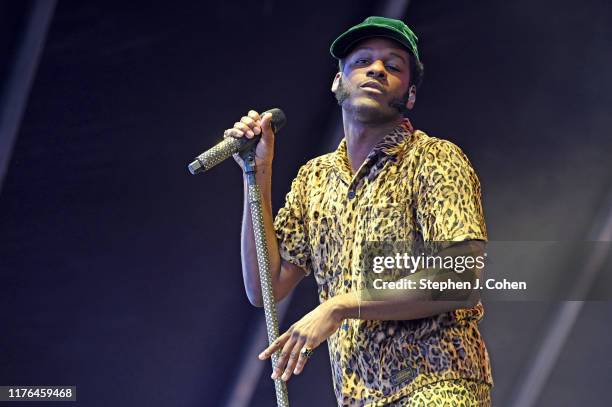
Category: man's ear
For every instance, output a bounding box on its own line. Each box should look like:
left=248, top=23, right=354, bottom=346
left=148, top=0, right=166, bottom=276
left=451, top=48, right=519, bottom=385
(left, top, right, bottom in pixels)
left=331, top=72, right=342, bottom=93
left=405, top=85, right=417, bottom=110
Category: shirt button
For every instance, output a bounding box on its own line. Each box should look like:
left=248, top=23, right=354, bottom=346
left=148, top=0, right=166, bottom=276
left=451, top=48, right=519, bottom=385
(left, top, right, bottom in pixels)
left=347, top=190, right=356, bottom=199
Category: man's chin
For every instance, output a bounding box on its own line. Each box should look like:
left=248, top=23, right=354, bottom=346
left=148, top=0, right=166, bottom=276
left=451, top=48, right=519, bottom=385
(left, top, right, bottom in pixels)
left=345, top=99, right=399, bottom=122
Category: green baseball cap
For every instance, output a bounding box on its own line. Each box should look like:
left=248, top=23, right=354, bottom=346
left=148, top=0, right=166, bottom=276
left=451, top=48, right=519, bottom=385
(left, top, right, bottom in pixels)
left=330, top=16, right=421, bottom=63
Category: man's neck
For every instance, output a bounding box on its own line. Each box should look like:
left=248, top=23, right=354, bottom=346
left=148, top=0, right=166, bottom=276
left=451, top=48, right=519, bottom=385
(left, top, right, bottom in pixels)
left=342, top=112, right=403, bottom=174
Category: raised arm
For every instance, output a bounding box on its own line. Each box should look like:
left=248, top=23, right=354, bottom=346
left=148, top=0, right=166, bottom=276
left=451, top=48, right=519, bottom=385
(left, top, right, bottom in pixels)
left=227, top=110, right=307, bottom=307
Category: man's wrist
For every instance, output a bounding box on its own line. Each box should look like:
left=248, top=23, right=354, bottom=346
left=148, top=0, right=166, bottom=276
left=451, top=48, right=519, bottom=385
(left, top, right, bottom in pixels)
left=326, top=293, right=359, bottom=322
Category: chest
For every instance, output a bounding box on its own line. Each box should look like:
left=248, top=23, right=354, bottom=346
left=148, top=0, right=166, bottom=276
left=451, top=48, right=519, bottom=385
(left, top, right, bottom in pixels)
left=307, top=161, right=420, bottom=238
left=303, top=162, right=424, bottom=293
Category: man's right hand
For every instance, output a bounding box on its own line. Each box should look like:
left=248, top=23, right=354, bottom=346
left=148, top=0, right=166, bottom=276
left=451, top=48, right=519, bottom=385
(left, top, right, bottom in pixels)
left=224, top=110, right=276, bottom=171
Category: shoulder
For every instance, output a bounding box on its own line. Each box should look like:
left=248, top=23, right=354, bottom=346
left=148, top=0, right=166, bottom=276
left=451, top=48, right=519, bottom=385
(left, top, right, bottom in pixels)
left=411, top=130, right=474, bottom=171
left=292, top=152, right=336, bottom=180
left=412, top=130, right=467, bottom=158
left=306, top=151, right=337, bottom=168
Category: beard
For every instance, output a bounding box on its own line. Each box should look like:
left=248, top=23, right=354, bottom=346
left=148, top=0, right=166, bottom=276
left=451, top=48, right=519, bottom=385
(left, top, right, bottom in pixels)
left=334, top=77, right=410, bottom=121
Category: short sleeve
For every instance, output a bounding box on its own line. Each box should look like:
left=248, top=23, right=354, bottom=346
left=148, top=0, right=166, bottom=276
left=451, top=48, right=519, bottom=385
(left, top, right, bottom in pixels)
left=415, top=139, right=488, bottom=242
left=273, top=165, right=312, bottom=275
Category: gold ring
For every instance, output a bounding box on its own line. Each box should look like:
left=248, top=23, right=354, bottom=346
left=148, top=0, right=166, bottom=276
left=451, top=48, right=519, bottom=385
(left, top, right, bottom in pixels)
left=300, top=347, right=314, bottom=358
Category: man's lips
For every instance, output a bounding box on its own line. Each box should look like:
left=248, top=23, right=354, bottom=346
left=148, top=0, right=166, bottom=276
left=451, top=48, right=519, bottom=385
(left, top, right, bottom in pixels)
left=359, top=81, right=385, bottom=92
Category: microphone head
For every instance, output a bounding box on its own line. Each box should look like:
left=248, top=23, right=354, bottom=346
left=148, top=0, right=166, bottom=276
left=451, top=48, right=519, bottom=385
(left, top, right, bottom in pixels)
left=263, top=108, right=287, bottom=134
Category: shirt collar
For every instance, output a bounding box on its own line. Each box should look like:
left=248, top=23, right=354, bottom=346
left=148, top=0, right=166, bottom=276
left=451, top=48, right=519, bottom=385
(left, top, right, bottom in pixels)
left=332, top=118, right=415, bottom=183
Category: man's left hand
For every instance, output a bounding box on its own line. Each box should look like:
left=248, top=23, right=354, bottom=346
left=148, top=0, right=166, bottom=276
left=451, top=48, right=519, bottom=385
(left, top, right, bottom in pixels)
left=258, top=299, right=345, bottom=381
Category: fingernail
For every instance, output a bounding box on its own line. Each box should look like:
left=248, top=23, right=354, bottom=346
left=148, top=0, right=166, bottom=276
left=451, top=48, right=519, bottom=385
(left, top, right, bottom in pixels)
left=258, top=353, right=264, bottom=360
left=293, top=368, right=299, bottom=375
left=254, top=127, right=261, bottom=135
left=247, top=130, right=254, bottom=138
left=271, top=372, right=277, bottom=379
left=282, top=373, right=288, bottom=381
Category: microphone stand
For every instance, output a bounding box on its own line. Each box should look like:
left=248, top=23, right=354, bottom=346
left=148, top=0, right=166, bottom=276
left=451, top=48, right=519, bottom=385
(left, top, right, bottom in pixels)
left=240, top=147, right=290, bottom=407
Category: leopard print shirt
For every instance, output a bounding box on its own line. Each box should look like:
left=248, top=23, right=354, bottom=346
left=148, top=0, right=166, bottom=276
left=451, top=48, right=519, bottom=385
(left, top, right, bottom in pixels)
left=274, top=119, right=493, bottom=406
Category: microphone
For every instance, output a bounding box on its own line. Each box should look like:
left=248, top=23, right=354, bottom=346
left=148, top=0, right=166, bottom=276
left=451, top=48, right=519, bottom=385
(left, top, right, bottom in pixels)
left=187, top=108, right=286, bottom=175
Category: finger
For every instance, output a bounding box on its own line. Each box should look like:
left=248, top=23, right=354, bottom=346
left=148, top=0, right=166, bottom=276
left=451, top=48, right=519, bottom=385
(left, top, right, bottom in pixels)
left=259, top=331, right=290, bottom=360
left=240, top=116, right=259, bottom=134
left=247, top=111, right=262, bottom=135
left=281, top=336, right=306, bottom=381
left=247, top=110, right=261, bottom=122
left=271, top=331, right=298, bottom=380
left=233, top=122, right=253, bottom=138
left=293, top=342, right=316, bottom=376
left=225, top=128, right=244, bottom=139
left=240, top=118, right=260, bottom=136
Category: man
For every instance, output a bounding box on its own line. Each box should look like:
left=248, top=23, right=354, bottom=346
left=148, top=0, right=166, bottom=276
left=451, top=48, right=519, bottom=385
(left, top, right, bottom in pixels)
left=226, top=16, right=492, bottom=406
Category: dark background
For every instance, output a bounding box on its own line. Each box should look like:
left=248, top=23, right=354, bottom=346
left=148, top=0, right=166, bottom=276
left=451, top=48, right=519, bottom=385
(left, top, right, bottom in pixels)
left=1, top=1, right=611, bottom=406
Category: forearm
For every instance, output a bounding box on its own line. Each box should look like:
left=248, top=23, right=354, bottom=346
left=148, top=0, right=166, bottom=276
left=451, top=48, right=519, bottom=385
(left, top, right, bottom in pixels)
left=327, top=241, right=484, bottom=321
left=240, top=165, right=282, bottom=306
left=326, top=290, right=475, bottom=322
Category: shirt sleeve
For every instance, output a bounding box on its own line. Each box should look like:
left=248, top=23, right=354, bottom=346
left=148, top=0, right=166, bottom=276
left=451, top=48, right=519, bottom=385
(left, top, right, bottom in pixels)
left=415, top=139, right=488, bottom=242
left=273, top=164, right=312, bottom=275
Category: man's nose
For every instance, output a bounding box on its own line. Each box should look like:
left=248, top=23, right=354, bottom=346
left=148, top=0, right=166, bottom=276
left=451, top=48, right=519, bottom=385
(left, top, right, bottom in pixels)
left=366, top=60, right=386, bottom=79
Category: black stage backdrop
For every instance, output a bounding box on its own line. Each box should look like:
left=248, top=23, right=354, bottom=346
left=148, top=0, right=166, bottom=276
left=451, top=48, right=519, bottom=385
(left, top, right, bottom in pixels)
left=1, top=1, right=611, bottom=406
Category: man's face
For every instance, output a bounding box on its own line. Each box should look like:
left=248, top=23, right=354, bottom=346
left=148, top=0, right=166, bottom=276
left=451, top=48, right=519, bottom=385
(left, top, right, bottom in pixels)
left=332, top=37, right=415, bottom=123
